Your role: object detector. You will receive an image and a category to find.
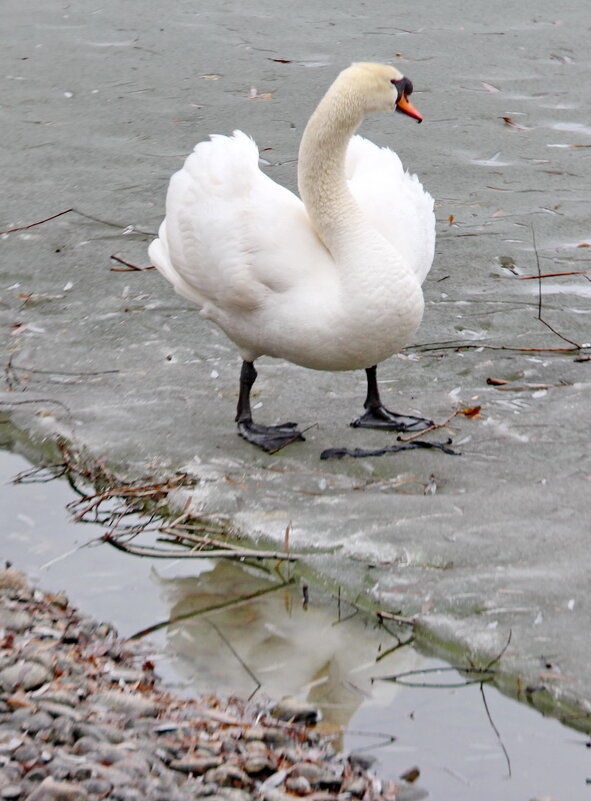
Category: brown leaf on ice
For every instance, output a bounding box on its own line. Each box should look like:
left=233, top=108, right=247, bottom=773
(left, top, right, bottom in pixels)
left=400, top=766, right=420, bottom=783
left=268, top=58, right=292, bottom=63
left=448, top=214, right=455, bottom=225
left=500, top=116, right=530, bottom=131
left=460, top=405, right=481, bottom=418
left=577, top=242, right=590, bottom=248
left=487, top=378, right=509, bottom=386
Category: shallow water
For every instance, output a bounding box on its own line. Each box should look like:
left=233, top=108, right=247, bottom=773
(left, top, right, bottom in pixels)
left=2, top=439, right=591, bottom=801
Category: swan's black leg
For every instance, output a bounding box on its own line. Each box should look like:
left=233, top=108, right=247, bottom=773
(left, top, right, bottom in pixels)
left=235, top=360, right=305, bottom=452
left=351, top=365, right=433, bottom=432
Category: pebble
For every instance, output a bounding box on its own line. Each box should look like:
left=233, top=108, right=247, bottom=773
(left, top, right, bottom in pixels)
left=0, top=569, right=395, bottom=801
left=0, top=660, right=52, bottom=692
left=270, top=696, right=319, bottom=724
left=285, top=775, right=312, bottom=795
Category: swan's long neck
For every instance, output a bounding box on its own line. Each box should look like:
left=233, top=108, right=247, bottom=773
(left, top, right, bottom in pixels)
left=297, top=82, right=366, bottom=254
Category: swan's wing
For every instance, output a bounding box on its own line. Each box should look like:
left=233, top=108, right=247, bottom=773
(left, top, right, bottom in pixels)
left=346, top=135, right=435, bottom=284
left=149, top=131, right=331, bottom=320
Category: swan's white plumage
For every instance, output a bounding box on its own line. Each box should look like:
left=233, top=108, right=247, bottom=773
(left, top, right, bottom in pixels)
left=149, top=64, right=435, bottom=373
left=345, top=135, right=435, bottom=285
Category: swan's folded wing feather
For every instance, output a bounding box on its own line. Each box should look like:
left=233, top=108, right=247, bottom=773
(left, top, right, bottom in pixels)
left=346, top=135, right=435, bottom=285
left=149, top=131, right=331, bottom=317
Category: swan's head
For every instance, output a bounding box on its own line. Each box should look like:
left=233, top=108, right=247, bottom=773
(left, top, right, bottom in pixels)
left=338, top=62, right=423, bottom=122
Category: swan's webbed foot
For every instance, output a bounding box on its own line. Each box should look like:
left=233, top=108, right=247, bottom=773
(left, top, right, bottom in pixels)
left=352, top=365, right=433, bottom=432
left=351, top=406, right=433, bottom=432
left=237, top=419, right=305, bottom=452
left=235, top=360, right=304, bottom=452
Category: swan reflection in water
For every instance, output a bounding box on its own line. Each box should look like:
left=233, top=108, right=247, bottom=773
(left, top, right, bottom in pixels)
left=153, top=561, right=422, bottom=733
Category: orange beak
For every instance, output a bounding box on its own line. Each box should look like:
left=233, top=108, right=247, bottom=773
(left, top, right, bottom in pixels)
left=396, top=92, right=423, bottom=123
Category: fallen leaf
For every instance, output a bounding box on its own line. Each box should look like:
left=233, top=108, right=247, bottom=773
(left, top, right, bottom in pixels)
left=268, top=58, right=292, bottom=63
left=577, top=242, right=590, bottom=248
left=501, top=116, right=530, bottom=131
left=487, top=378, right=509, bottom=386
left=400, top=767, right=420, bottom=783
left=448, top=214, right=455, bottom=225
left=460, top=405, right=481, bottom=417
left=6, top=690, right=31, bottom=708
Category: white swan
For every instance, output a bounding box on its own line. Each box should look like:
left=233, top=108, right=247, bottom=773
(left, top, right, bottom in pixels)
left=149, top=62, right=435, bottom=452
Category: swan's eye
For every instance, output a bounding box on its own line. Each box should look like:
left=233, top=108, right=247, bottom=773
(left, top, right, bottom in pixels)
left=391, top=76, right=414, bottom=99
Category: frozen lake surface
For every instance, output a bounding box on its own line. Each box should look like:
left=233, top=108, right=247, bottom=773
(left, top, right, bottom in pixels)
left=1, top=0, right=591, bottom=757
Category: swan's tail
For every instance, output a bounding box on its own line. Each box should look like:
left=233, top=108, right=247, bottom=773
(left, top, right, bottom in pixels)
left=148, top=220, right=199, bottom=305
left=149, top=131, right=261, bottom=309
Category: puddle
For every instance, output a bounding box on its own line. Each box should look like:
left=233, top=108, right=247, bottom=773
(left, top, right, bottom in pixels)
left=2, top=434, right=591, bottom=800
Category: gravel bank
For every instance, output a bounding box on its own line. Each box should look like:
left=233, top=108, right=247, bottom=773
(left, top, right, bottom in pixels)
left=0, top=567, right=400, bottom=801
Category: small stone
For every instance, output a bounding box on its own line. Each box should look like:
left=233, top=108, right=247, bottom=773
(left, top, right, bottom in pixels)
left=42, top=717, right=75, bottom=746
left=90, top=691, right=157, bottom=717
left=218, top=790, right=252, bottom=801
left=260, top=790, right=293, bottom=801
left=261, top=728, right=290, bottom=745
left=270, top=697, right=319, bottom=725
left=290, top=763, right=324, bottom=782
left=0, top=660, right=51, bottom=692
left=13, top=742, right=40, bottom=765
left=243, top=726, right=266, bottom=741
left=285, top=775, right=312, bottom=795
left=204, top=764, right=252, bottom=788
left=342, top=778, right=367, bottom=797
left=36, top=691, right=77, bottom=709
left=70, top=723, right=116, bottom=744
left=24, top=764, right=50, bottom=782
left=104, top=667, right=144, bottom=684
left=243, top=755, right=275, bottom=775
left=71, top=737, right=99, bottom=757
left=70, top=767, right=92, bottom=782
left=0, top=608, right=31, bottom=633
left=0, top=785, right=23, bottom=800
left=20, top=712, right=53, bottom=735
left=80, top=778, right=111, bottom=796
left=108, top=788, right=143, bottom=801
left=169, top=755, right=222, bottom=775
left=38, top=702, right=83, bottom=723
left=113, top=756, right=151, bottom=779
left=290, top=764, right=341, bottom=791
left=0, top=765, right=23, bottom=783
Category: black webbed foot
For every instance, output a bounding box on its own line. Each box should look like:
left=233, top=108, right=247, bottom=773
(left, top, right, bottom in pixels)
left=237, top=420, right=305, bottom=453
left=351, top=405, right=433, bottom=432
